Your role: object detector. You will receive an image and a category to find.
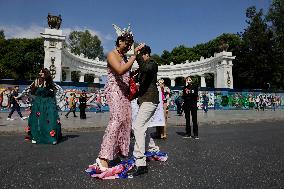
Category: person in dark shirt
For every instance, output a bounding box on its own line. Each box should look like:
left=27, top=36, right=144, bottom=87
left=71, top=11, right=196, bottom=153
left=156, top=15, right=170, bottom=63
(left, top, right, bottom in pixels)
left=129, top=45, right=160, bottom=177
left=79, top=90, right=87, bottom=119
left=7, top=86, right=27, bottom=121
left=202, top=93, right=209, bottom=113
left=182, top=76, right=199, bottom=139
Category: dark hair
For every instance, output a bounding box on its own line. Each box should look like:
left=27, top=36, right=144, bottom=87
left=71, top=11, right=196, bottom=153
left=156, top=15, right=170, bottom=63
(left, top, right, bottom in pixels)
left=31, top=68, right=54, bottom=94
left=41, top=68, right=54, bottom=88
left=139, top=45, right=151, bottom=56
left=14, top=85, right=19, bottom=88
left=115, top=32, right=134, bottom=47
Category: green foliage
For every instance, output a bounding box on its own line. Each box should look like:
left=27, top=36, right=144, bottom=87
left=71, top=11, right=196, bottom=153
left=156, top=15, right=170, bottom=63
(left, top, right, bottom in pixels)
left=0, top=37, right=44, bottom=80
left=155, top=2, right=283, bottom=90
left=266, top=0, right=284, bottom=89
left=68, top=30, right=104, bottom=60
left=71, top=71, right=80, bottom=82
left=235, top=6, right=274, bottom=89
left=84, top=74, right=95, bottom=83
left=151, top=54, right=164, bottom=66
left=0, top=30, right=4, bottom=40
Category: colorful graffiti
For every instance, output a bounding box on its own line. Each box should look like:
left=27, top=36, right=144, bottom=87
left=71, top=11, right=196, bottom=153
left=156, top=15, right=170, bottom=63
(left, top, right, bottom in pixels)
left=0, top=84, right=108, bottom=112
left=0, top=82, right=283, bottom=112
left=168, top=89, right=283, bottom=110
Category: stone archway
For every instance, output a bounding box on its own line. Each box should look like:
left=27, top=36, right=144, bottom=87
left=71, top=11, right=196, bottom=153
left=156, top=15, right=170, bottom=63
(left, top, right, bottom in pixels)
left=41, top=27, right=235, bottom=89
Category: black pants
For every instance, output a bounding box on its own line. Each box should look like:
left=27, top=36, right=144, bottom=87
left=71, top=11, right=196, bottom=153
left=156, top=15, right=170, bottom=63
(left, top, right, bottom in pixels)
left=183, top=105, right=198, bottom=136
left=8, top=104, right=23, bottom=118
left=66, top=107, right=76, bottom=117
left=176, top=103, right=183, bottom=115
left=80, top=107, right=86, bottom=119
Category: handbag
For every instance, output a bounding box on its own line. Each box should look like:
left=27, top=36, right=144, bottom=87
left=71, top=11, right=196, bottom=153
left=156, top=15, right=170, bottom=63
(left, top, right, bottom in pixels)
left=129, top=76, right=138, bottom=101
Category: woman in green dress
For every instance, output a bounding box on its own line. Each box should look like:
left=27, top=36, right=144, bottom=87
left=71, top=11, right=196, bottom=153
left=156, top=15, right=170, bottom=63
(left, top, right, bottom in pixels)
left=27, top=68, right=62, bottom=144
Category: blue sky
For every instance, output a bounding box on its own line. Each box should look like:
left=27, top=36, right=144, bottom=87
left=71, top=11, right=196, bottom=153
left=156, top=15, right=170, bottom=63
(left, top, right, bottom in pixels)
left=0, top=0, right=271, bottom=55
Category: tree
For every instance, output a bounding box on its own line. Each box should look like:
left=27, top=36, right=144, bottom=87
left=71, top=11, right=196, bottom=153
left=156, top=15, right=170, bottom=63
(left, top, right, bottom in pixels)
left=71, top=71, right=80, bottom=82
left=151, top=54, right=164, bottom=65
left=0, top=30, right=4, bottom=40
left=68, top=30, right=104, bottom=60
left=0, top=38, right=44, bottom=80
left=160, top=50, right=172, bottom=65
left=266, top=0, right=284, bottom=89
left=235, top=6, right=274, bottom=89
left=84, top=74, right=95, bottom=83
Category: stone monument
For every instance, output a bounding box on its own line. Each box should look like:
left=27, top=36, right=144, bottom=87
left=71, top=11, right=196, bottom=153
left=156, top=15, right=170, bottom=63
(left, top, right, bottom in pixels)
left=41, top=13, right=66, bottom=81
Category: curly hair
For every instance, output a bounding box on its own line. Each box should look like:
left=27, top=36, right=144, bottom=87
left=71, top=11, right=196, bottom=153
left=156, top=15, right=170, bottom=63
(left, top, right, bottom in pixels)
left=139, top=45, right=151, bottom=56
left=115, top=32, right=134, bottom=47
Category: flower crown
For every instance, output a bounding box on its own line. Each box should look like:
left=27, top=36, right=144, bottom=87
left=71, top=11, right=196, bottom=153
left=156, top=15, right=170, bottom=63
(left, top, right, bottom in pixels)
left=112, top=24, right=133, bottom=37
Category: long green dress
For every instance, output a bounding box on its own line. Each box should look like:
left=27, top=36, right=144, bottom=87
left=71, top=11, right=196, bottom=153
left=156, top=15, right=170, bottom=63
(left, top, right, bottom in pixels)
left=28, top=87, right=62, bottom=144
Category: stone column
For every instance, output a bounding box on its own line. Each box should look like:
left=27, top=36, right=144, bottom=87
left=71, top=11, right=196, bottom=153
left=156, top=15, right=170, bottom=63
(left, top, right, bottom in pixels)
left=200, top=74, right=206, bottom=87
left=214, top=72, right=217, bottom=88
left=170, top=78, right=176, bottom=87
left=93, top=76, right=100, bottom=84
left=41, top=28, right=66, bottom=82
left=216, top=59, right=234, bottom=88
left=79, top=73, right=85, bottom=82
left=65, top=69, right=71, bottom=81
left=216, top=61, right=226, bottom=88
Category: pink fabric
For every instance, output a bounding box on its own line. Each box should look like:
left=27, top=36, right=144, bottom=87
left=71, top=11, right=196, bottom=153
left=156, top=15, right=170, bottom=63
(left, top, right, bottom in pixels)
left=98, top=61, right=132, bottom=160
left=86, top=151, right=168, bottom=179
left=88, top=165, right=125, bottom=179
left=161, top=87, right=166, bottom=101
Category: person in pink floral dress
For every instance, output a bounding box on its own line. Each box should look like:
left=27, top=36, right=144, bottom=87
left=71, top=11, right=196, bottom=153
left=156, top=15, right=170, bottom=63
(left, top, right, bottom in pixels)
left=95, top=32, right=145, bottom=171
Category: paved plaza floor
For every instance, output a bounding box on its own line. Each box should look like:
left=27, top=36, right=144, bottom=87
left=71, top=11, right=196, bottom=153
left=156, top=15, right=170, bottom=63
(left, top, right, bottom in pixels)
left=0, top=110, right=283, bottom=188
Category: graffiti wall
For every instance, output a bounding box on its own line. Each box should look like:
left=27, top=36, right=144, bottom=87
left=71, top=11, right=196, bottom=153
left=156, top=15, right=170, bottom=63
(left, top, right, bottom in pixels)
left=0, top=81, right=283, bottom=112
left=0, top=82, right=108, bottom=112
left=168, top=89, right=284, bottom=111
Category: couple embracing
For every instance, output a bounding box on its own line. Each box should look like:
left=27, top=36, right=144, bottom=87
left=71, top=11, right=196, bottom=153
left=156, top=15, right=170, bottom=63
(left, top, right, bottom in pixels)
left=93, top=31, right=160, bottom=177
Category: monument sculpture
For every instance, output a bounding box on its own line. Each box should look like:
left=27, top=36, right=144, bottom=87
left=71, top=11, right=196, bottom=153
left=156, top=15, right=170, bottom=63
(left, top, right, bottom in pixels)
left=219, top=40, right=229, bottom=52
left=47, top=13, right=62, bottom=30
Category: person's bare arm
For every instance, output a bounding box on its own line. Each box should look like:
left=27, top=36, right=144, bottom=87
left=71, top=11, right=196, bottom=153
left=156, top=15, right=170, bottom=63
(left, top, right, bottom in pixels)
left=107, top=52, right=136, bottom=75
left=107, top=43, right=145, bottom=75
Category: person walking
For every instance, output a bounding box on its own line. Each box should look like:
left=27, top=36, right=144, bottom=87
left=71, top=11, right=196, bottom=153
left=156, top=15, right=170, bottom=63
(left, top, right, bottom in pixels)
left=65, top=93, right=77, bottom=118
left=7, top=86, right=27, bottom=121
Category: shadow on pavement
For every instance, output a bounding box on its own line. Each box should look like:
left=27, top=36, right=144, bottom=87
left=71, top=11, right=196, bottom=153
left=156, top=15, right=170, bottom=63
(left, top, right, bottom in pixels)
left=60, top=134, right=80, bottom=143
left=176, top=131, right=187, bottom=137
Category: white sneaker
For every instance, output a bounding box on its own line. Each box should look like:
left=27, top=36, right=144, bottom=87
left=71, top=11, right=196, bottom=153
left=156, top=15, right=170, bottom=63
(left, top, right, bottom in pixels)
left=31, top=140, right=37, bottom=144
left=21, top=116, right=28, bottom=120
left=6, top=118, right=14, bottom=121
